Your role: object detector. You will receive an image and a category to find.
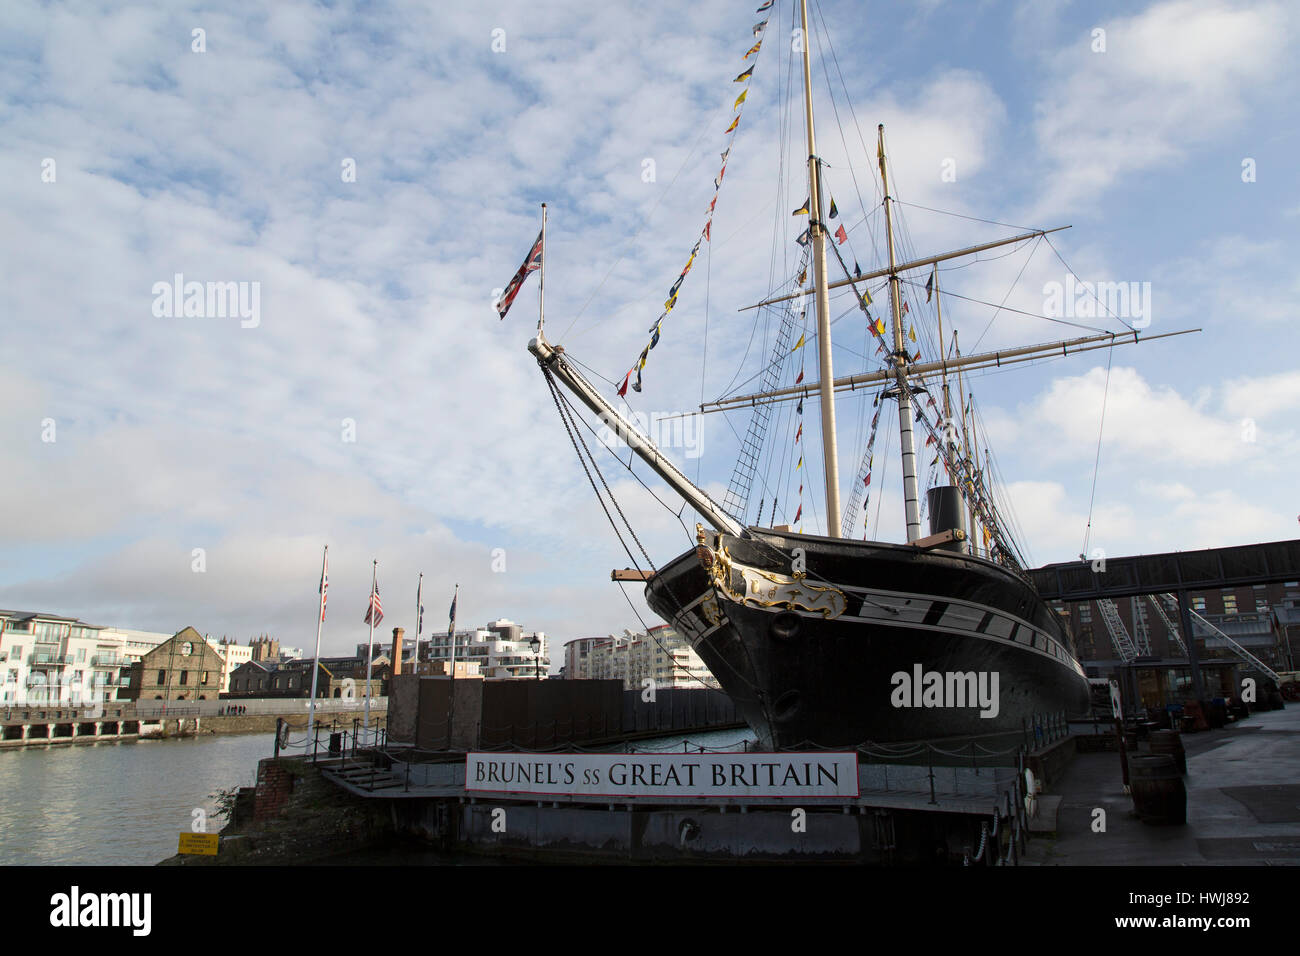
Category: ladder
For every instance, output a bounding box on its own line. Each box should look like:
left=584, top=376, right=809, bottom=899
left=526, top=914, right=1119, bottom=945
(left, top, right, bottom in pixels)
left=1096, top=598, right=1139, bottom=664
left=1144, top=594, right=1188, bottom=657
left=1158, top=593, right=1279, bottom=683
left=1129, top=596, right=1153, bottom=656
left=722, top=249, right=810, bottom=525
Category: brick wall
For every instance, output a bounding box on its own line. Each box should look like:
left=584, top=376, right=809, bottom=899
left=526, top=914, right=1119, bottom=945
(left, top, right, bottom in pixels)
left=253, top=760, right=296, bottom=820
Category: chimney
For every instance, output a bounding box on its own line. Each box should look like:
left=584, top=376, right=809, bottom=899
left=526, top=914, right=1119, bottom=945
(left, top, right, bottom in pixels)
left=391, top=627, right=405, bottom=675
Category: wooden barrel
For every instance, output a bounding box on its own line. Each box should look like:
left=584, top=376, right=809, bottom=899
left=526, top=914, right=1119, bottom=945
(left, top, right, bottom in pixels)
left=1206, top=699, right=1227, bottom=729
left=1149, top=729, right=1186, bottom=774
left=1182, top=700, right=1209, bottom=731
left=1130, top=755, right=1186, bottom=825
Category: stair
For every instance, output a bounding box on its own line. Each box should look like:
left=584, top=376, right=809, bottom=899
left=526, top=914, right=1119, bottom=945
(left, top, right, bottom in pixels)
left=322, top=760, right=406, bottom=792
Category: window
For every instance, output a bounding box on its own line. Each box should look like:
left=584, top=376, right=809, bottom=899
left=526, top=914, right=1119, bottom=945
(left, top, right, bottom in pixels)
left=181, top=642, right=193, bottom=656
left=1223, top=595, right=1238, bottom=615
left=1193, top=597, right=1206, bottom=613
left=157, top=669, right=166, bottom=684
left=201, top=672, right=210, bottom=685
left=77, top=648, right=86, bottom=662
left=179, top=670, right=188, bottom=685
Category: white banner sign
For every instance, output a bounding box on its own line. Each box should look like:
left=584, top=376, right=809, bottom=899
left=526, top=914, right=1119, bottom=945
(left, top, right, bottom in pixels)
left=465, top=752, right=859, bottom=798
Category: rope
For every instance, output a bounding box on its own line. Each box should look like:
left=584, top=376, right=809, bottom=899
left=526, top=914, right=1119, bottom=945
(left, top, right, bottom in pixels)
left=1081, top=344, right=1115, bottom=560
left=542, top=367, right=652, bottom=576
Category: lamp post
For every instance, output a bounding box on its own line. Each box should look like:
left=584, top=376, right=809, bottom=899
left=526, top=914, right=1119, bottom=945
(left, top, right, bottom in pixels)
left=530, top=635, right=541, bottom=680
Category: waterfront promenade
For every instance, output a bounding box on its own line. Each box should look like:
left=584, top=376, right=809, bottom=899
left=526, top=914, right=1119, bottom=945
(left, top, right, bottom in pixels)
left=1025, top=705, right=1300, bottom=865
left=0, top=697, right=388, bottom=748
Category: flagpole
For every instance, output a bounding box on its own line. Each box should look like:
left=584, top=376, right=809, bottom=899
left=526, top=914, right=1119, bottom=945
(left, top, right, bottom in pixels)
left=537, top=203, right=547, bottom=336
left=415, top=572, right=423, bottom=669
left=365, top=559, right=376, bottom=743
left=307, top=545, right=327, bottom=740
left=447, top=583, right=459, bottom=751
left=448, top=583, right=459, bottom=671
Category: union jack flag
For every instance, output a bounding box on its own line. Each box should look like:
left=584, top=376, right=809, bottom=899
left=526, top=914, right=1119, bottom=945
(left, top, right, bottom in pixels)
left=495, top=230, right=543, bottom=320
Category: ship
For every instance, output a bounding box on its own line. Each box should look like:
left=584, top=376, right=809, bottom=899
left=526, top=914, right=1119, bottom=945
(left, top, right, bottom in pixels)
left=521, top=0, right=1197, bottom=751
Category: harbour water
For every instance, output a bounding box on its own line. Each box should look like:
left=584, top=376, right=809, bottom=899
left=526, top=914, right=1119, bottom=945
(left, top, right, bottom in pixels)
left=0, top=733, right=275, bottom=866
left=0, top=727, right=757, bottom=866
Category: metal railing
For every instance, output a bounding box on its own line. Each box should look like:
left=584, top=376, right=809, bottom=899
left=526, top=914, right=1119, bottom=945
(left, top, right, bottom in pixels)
left=1023, top=710, right=1069, bottom=750
left=133, top=697, right=388, bottom=718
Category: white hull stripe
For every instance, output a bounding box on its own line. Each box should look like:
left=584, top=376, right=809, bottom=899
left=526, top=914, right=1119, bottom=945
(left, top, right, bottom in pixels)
left=705, top=584, right=1085, bottom=680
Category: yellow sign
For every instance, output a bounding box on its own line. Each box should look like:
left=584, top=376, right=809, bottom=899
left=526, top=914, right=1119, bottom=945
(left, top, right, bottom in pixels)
left=178, top=832, right=219, bottom=856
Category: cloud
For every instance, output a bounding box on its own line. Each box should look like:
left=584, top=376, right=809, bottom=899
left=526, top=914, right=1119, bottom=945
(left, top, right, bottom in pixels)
left=1, top=0, right=1296, bottom=654
left=1152, top=236, right=1300, bottom=327
left=1223, top=370, right=1300, bottom=420
left=1027, top=0, right=1292, bottom=218
left=1006, top=365, right=1249, bottom=467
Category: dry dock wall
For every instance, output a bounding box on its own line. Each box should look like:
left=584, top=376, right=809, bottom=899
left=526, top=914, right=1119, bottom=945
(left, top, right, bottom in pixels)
left=390, top=675, right=740, bottom=750
left=390, top=798, right=994, bottom=865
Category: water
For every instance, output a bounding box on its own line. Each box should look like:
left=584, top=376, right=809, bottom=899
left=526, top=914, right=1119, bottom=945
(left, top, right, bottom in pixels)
left=0, top=728, right=759, bottom=866
left=0, top=733, right=275, bottom=866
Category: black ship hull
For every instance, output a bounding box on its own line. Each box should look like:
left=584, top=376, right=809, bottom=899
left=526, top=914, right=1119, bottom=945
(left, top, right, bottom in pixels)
left=646, top=527, right=1091, bottom=751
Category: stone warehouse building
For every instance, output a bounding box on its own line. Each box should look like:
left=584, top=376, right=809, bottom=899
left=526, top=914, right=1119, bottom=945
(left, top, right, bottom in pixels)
left=225, top=657, right=387, bottom=699
left=128, top=627, right=227, bottom=701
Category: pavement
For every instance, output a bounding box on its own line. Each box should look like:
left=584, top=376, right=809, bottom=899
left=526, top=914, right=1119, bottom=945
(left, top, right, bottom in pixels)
left=1024, top=704, right=1300, bottom=865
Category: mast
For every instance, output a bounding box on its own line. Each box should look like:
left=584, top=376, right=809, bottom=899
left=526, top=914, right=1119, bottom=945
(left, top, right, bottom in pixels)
left=973, top=438, right=987, bottom=558
left=698, top=327, right=1198, bottom=414
left=740, top=226, right=1071, bottom=313
left=933, top=271, right=955, bottom=482
left=878, top=125, right=923, bottom=543
left=954, top=332, right=976, bottom=555
left=530, top=335, right=745, bottom=537
left=799, top=0, right=842, bottom=538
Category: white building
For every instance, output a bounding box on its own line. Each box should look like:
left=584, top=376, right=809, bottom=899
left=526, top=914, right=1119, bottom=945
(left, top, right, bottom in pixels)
left=207, top=638, right=252, bottom=693
left=0, top=612, right=169, bottom=707
left=563, top=625, right=717, bottom=690
left=421, top=618, right=550, bottom=679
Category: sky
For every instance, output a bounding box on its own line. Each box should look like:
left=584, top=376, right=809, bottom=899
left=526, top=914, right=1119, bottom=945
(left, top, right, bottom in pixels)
left=2, top=0, right=1297, bottom=666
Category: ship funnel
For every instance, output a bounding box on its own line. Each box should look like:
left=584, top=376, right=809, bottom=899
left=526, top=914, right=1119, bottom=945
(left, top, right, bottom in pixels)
left=926, top=485, right=967, bottom=553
